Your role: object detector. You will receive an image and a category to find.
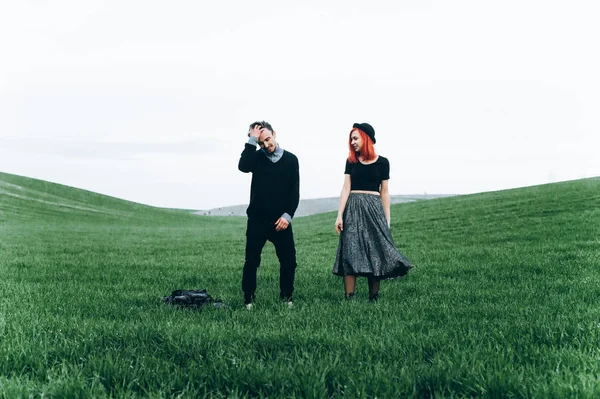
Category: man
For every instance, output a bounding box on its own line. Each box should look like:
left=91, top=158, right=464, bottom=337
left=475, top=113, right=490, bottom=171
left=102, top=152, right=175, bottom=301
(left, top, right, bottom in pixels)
left=238, top=121, right=300, bottom=309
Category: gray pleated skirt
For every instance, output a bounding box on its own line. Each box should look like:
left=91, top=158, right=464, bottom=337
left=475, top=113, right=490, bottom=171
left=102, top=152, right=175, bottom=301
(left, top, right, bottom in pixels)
left=333, top=193, right=413, bottom=278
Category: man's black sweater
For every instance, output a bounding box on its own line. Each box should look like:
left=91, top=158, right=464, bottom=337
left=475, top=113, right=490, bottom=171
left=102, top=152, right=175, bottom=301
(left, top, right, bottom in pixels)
left=238, top=144, right=300, bottom=223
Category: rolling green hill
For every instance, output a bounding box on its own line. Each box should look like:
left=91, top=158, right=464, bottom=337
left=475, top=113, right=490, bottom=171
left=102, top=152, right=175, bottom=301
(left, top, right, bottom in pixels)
left=1, top=171, right=599, bottom=398
left=0, top=171, right=195, bottom=224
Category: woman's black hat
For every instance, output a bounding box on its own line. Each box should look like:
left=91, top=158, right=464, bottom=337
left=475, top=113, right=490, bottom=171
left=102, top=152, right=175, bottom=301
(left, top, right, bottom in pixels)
left=353, top=122, right=376, bottom=144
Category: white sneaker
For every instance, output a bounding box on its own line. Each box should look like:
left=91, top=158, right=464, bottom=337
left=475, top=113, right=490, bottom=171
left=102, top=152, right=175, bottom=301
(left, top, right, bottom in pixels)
left=245, top=303, right=253, bottom=310
left=286, top=301, right=293, bottom=309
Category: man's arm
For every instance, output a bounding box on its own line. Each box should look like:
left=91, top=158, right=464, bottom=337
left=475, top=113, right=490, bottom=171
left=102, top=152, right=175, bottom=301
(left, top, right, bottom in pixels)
left=238, top=138, right=259, bottom=173
left=285, top=156, right=300, bottom=219
left=238, top=126, right=263, bottom=173
left=275, top=156, right=300, bottom=231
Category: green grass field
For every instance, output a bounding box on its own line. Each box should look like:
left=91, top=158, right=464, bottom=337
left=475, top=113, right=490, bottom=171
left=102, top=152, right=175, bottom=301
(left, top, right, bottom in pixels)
left=1, top=171, right=600, bottom=398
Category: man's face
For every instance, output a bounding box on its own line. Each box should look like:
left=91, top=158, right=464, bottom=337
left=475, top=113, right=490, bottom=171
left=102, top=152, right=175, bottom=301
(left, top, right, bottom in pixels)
left=259, top=129, right=277, bottom=153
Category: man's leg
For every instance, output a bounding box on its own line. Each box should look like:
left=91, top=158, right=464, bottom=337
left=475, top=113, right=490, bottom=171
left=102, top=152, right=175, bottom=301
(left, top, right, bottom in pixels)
left=242, top=218, right=267, bottom=304
left=271, top=224, right=297, bottom=302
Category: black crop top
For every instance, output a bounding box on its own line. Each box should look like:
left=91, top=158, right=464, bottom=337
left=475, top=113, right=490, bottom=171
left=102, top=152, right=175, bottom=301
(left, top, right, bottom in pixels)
left=344, top=156, right=390, bottom=192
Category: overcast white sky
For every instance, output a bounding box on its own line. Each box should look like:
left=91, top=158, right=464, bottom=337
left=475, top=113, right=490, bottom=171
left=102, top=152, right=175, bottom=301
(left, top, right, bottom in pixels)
left=1, top=1, right=598, bottom=210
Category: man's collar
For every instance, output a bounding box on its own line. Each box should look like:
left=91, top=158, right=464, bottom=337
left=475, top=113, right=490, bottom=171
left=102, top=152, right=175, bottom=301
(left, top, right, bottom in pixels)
left=262, top=145, right=284, bottom=162
left=262, top=145, right=283, bottom=157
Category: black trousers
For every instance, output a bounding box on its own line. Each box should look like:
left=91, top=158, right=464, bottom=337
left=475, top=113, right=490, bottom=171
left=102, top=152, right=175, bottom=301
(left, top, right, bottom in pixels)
left=242, top=217, right=297, bottom=301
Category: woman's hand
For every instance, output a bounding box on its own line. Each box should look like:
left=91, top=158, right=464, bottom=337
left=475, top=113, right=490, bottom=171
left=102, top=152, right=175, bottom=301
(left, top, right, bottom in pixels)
left=335, top=216, right=343, bottom=234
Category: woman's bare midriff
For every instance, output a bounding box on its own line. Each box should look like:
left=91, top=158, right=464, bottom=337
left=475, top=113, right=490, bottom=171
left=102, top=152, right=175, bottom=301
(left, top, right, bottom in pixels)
left=350, top=190, right=380, bottom=195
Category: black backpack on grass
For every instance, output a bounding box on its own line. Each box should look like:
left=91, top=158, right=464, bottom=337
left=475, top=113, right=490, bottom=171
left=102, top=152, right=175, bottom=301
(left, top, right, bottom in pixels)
left=162, top=289, right=226, bottom=309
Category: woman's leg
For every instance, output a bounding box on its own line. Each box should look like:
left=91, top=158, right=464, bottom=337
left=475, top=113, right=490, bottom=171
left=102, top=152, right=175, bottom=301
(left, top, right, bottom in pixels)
left=368, top=276, right=380, bottom=301
left=344, top=275, right=356, bottom=298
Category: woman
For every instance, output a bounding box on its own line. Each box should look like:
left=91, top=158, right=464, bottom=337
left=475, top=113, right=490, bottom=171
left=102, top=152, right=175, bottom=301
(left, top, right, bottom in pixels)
left=333, top=122, right=413, bottom=301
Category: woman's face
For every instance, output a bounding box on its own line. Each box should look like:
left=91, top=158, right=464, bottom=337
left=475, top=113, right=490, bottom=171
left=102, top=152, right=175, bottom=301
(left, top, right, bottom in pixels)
left=350, top=130, right=363, bottom=153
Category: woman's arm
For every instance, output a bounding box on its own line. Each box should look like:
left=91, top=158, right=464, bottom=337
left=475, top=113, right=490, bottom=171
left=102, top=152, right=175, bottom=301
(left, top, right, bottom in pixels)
left=335, top=175, right=351, bottom=234
left=380, top=179, right=391, bottom=228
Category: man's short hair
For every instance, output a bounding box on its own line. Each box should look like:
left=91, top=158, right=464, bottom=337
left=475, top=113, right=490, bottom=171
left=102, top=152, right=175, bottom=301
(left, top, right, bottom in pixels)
left=249, top=121, right=274, bottom=132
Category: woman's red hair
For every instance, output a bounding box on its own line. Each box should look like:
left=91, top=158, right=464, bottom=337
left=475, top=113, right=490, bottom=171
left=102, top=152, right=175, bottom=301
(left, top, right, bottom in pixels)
left=348, top=128, right=377, bottom=163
